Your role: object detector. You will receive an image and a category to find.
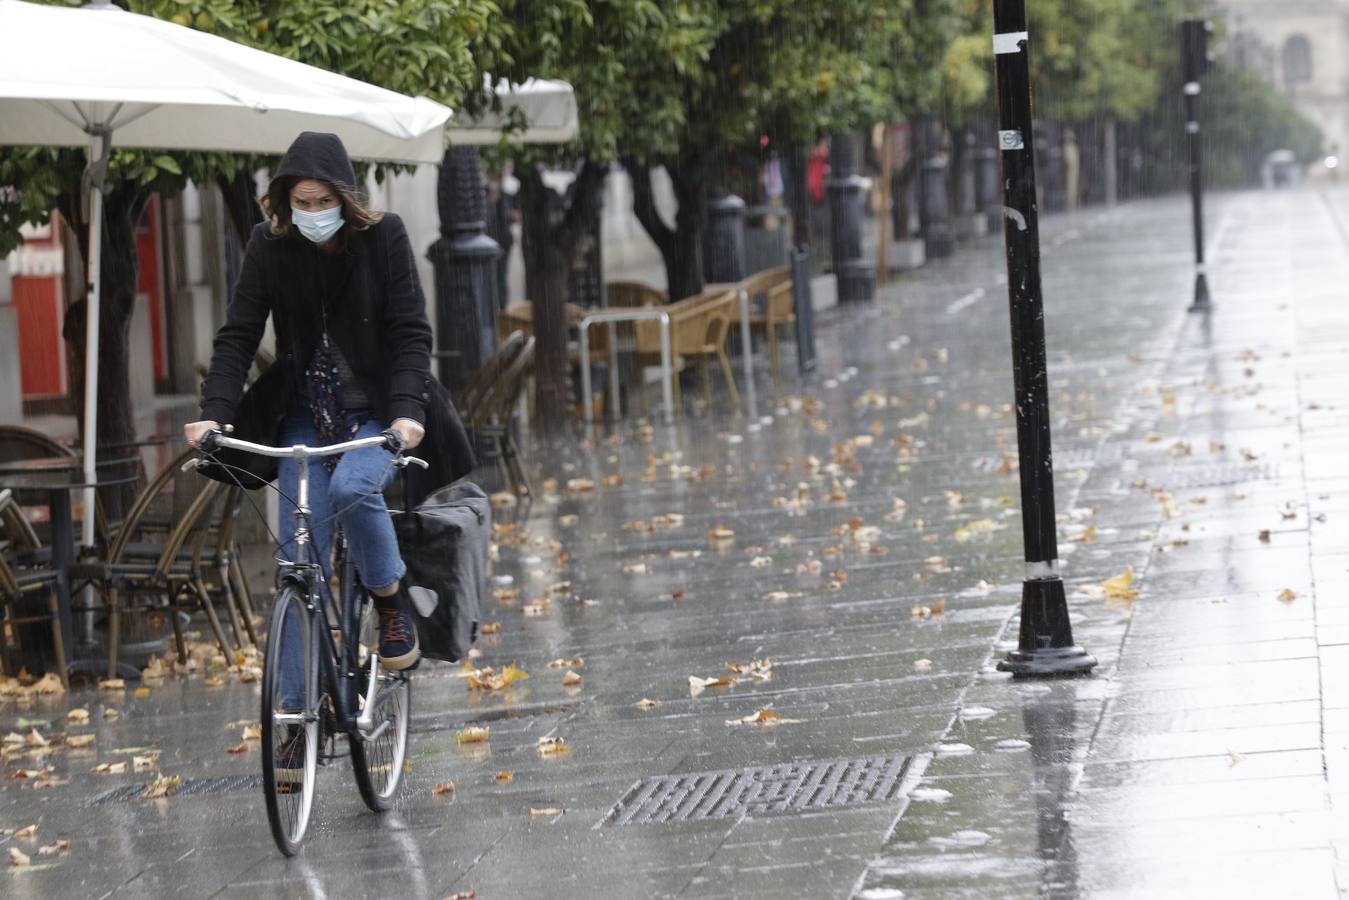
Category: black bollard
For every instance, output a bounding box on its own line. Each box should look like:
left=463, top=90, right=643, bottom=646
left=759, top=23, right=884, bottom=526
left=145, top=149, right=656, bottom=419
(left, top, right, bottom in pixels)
left=975, top=143, right=1001, bottom=234
left=991, top=1, right=1096, bottom=678
left=827, top=132, right=876, bottom=302
left=1039, top=120, right=1067, bottom=213
left=1182, top=19, right=1212, bottom=312
left=918, top=125, right=955, bottom=259
left=974, top=121, right=1002, bottom=234
left=703, top=192, right=747, bottom=284
left=428, top=146, right=502, bottom=397
left=789, top=247, right=817, bottom=374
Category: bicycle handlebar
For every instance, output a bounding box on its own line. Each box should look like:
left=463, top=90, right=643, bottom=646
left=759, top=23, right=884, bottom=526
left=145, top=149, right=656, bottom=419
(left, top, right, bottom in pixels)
left=188, top=428, right=429, bottom=471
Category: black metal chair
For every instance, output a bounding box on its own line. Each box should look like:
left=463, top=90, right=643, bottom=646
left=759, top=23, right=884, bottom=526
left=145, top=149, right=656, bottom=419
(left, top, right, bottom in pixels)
left=0, top=489, right=66, bottom=684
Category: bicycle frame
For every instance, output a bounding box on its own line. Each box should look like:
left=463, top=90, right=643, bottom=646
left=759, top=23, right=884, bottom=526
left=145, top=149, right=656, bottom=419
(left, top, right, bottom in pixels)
left=196, top=431, right=423, bottom=738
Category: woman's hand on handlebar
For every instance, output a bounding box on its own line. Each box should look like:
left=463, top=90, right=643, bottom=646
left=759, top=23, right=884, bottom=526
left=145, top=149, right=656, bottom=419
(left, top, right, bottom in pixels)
left=185, top=420, right=220, bottom=448
left=389, top=417, right=425, bottom=451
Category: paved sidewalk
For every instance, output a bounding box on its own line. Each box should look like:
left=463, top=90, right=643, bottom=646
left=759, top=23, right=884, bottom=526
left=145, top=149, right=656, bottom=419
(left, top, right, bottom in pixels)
left=2, top=188, right=1347, bottom=899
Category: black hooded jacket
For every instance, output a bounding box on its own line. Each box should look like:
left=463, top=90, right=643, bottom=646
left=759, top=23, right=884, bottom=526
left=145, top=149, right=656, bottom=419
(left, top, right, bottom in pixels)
left=199, top=132, right=475, bottom=501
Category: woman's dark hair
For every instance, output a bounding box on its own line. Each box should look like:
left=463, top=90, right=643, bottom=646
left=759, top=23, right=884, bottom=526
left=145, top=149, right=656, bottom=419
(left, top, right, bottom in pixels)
left=260, top=176, right=383, bottom=249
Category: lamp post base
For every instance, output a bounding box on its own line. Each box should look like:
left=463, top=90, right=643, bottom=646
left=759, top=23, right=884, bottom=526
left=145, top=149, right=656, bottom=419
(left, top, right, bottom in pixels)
left=996, top=576, right=1097, bottom=678
left=1188, top=271, right=1211, bottom=312
left=997, top=644, right=1097, bottom=678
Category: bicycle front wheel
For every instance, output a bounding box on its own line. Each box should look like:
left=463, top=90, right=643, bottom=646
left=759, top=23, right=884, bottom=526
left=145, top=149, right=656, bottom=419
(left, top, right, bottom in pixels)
left=261, top=586, right=319, bottom=855
left=350, top=653, right=411, bottom=811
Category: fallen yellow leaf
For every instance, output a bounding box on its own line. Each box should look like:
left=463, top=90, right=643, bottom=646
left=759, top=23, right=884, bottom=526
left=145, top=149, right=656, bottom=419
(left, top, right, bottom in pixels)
left=144, top=774, right=181, bottom=798
left=562, top=670, right=583, bottom=687
left=707, top=524, right=735, bottom=541
left=725, top=709, right=803, bottom=727
left=1103, top=566, right=1139, bottom=601
left=14, top=823, right=36, bottom=838
left=66, top=708, right=90, bottom=724
left=9, top=846, right=30, bottom=866
left=455, top=726, right=490, bottom=744
left=688, top=675, right=733, bottom=696
left=466, top=663, right=529, bottom=691
left=529, top=807, right=563, bottom=817
left=65, top=734, right=96, bottom=749
left=242, top=724, right=262, bottom=741
left=32, top=673, right=65, bottom=695
left=634, top=698, right=660, bottom=710
left=226, top=742, right=248, bottom=754
left=433, top=782, right=456, bottom=795
left=725, top=659, right=774, bottom=680
left=36, top=839, right=69, bottom=857
left=493, top=771, right=514, bottom=783
left=536, top=736, right=571, bottom=757
left=1278, top=588, right=1297, bottom=603
left=98, top=678, right=125, bottom=691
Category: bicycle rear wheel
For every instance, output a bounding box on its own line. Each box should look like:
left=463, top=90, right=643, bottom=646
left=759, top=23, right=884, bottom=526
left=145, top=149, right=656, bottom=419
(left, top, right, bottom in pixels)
left=261, top=586, right=319, bottom=855
left=350, top=606, right=411, bottom=811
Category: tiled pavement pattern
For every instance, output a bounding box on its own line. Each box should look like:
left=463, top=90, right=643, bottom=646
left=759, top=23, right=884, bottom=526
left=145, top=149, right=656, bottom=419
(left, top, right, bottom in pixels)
left=1, top=188, right=1347, bottom=899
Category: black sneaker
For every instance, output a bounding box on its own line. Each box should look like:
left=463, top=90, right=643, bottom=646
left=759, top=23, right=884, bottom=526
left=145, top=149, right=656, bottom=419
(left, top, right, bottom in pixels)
left=274, top=727, right=306, bottom=785
left=374, top=584, right=420, bottom=671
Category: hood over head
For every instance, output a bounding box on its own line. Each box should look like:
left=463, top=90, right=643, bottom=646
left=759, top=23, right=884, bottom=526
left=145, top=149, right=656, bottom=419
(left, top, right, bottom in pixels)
left=272, top=132, right=358, bottom=192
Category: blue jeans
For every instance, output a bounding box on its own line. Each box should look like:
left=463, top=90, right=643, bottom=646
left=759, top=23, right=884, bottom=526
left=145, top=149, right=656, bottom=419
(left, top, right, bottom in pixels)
left=277, top=409, right=404, bottom=709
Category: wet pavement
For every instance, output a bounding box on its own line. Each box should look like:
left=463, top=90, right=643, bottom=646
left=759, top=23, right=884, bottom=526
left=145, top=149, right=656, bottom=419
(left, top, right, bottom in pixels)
left=4, top=187, right=1349, bottom=898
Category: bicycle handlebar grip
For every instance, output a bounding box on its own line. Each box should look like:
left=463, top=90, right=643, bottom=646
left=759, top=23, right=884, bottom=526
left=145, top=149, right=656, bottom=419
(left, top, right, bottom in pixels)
left=380, top=429, right=405, bottom=455
left=198, top=429, right=222, bottom=453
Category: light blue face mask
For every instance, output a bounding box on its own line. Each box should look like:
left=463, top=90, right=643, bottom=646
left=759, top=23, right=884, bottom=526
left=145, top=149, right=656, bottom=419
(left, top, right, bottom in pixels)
left=291, top=204, right=344, bottom=244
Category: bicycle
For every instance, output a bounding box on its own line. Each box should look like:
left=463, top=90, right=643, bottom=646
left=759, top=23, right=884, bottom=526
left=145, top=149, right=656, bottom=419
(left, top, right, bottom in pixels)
left=192, top=427, right=427, bottom=856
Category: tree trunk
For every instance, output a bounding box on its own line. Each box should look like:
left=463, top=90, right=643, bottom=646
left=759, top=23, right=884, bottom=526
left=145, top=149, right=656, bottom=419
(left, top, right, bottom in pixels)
left=516, top=161, right=608, bottom=434
left=58, top=183, right=151, bottom=515
left=628, top=158, right=707, bottom=301
left=217, top=170, right=265, bottom=247
left=519, top=167, right=570, bottom=434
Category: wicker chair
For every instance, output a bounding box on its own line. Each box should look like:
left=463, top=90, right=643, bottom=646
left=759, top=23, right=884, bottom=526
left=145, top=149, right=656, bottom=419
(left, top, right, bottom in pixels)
left=634, top=288, right=740, bottom=410
left=468, top=336, right=536, bottom=498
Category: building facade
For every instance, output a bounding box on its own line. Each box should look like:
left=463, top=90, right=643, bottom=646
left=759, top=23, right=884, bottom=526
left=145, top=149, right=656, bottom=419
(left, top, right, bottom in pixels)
left=1215, top=0, right=1349, bottom=156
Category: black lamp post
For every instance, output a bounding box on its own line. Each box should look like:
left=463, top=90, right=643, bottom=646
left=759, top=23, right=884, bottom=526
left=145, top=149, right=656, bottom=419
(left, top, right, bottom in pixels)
left=428, top=146, right=501, bottom=396
left=1182, top=19, right=1213, bottom=312
left=991, top=0, right=1096, bottom=678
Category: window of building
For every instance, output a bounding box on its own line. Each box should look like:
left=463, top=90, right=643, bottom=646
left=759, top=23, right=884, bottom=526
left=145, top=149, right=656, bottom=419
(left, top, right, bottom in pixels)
left=1282, top=34, right=1313, bottom=86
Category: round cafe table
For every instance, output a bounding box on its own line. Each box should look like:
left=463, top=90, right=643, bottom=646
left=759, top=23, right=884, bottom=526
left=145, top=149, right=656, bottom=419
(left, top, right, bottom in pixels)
left=0, top=454, right=140, bottom=680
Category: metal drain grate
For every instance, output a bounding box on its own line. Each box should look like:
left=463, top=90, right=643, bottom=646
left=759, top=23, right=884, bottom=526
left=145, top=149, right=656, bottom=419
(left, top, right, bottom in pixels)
left=1167, top=462, right=1278, bottom=488
left=94, top=774, right=261, bottom=804
left=606, top=755, right=914, bottom=826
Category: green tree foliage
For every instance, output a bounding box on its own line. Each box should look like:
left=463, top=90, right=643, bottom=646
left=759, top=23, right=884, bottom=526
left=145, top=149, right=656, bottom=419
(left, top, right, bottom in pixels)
left=480, top=0, right=722, bottom=428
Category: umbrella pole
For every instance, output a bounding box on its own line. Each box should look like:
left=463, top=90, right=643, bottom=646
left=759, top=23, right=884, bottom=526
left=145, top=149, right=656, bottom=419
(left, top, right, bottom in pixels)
left=80, top=130, right=110, bottom=554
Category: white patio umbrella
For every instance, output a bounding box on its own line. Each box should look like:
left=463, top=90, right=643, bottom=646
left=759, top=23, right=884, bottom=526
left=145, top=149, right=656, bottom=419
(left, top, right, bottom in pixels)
left=449, top=78, right=579, bottom=145
left=0, top=0, right=455, bottom=550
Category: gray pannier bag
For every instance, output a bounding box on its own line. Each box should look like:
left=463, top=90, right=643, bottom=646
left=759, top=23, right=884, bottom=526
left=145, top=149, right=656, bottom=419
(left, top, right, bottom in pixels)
left=392, top=480, right=490, bottom=662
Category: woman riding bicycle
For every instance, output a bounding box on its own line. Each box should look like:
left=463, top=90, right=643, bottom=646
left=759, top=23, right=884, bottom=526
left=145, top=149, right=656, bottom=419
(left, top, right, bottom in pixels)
left=186, top=132, right=451, bottom=676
